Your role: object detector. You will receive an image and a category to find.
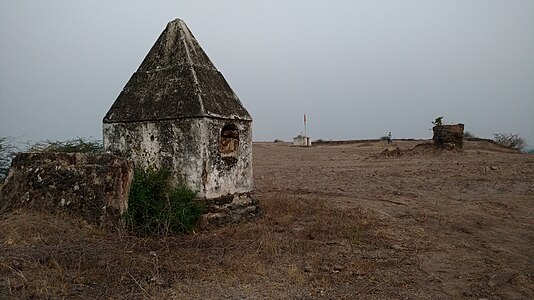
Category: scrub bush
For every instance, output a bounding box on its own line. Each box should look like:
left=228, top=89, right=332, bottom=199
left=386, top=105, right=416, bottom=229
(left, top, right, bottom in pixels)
left=124, top=167, right=205, bottom=235
left=493, top=133, right=527, bottom=151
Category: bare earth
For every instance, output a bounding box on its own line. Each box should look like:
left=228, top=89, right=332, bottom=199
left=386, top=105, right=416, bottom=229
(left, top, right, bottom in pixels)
left=1, top=140, right=533, bottom=299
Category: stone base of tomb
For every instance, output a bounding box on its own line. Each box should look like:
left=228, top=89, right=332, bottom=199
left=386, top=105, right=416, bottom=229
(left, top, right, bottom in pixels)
left=201, top=192, right=261, bottom=227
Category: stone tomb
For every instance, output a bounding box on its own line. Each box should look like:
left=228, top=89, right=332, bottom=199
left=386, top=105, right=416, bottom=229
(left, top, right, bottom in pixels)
left=103, top=19, right=257, bottom=224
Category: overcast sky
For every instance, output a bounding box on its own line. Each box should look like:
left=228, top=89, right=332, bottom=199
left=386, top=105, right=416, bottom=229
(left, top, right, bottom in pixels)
left=1, top=1, right=533, bottom=146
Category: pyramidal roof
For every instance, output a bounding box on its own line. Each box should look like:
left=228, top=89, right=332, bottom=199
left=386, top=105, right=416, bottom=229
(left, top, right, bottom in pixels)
left=103, top=19, right=251, bottom=123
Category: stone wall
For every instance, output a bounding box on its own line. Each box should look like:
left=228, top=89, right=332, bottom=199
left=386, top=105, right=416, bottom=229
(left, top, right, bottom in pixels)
left=104, top=118, right=204, bottom=191
left=433, top=124, right=465, bottom=150
left=103, top=117, right=253, bottom=200
left=0, top=152, right=133, bottom=226
left=202, top=118, right=253, bottom=199
left=104, top=117, right=256, bottom=226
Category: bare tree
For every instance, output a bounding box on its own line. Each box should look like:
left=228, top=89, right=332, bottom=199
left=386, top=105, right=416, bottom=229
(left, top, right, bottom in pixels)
left=493, top=133, right=527, bottom=151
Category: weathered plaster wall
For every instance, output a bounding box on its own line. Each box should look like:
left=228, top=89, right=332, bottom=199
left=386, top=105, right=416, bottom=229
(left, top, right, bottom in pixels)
left=103, top=119, right=204, bottom=193
left=293, top=135, right=311, bottom=147
left=103, top=118, right=253, bottom=200
left=202, top=118, right=253, bottom=199
left=0, top=152, right=133, bottom=226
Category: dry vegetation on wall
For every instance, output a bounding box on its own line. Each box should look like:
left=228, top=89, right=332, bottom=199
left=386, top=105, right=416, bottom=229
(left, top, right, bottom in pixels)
left=27, top=138, right=104, bottom=153
left=0, top=137, right=18, bottom=181
left=0, top=137, right=104, bottom=182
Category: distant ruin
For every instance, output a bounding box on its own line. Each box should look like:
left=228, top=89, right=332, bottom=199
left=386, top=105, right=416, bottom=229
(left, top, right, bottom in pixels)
left=292, top=134, right=312, bottom=147
left=433, top=123, right=465, bottom=150
left=103, top=19, right=257, bottom=224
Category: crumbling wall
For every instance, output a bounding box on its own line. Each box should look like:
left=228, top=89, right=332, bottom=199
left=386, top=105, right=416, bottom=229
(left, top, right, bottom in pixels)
left=433, top=124, right=465, bottom=150
left=103, top=117, right=256, bottom=226
left=103, top=118, right=204, bottom=195
left=103, top=117, right=253, bottom=200
left=0, top=152, right=133, bottom=226
left=202, top=118, right=253, bottom=199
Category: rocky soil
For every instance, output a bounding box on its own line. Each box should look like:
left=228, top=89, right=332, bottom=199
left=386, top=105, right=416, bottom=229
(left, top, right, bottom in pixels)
left=1, top=140, right=533, bottom=299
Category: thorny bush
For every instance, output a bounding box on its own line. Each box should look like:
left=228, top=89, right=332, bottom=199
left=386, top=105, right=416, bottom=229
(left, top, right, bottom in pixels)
left=493, top=133, right=527, bottom=151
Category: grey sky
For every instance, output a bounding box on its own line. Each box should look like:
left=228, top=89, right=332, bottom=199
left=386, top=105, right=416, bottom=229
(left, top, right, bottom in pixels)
left=1, top=1, right=533, bottom=146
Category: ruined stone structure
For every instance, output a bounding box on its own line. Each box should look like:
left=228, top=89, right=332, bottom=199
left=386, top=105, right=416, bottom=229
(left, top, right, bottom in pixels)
left=103, top=19, right=256, bottom=223
left=433, top=124, right=465, bottom=150
left=292, top=135, right=312, bottom=147
left=0, top=152, right=133, bottom=226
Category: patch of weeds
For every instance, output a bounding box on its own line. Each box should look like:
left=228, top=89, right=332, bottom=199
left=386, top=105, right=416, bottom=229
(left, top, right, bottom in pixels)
left=29, top=137, right=103, bottom=153
left=124, top=167, right=205, bottom=235
left=350, top=225, right=361, bottom=248
left=0, top=136, right=19, bottom=181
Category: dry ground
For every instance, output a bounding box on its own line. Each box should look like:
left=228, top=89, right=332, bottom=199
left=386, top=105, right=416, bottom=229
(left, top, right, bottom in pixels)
left=1, top=140, right=533, bottom=299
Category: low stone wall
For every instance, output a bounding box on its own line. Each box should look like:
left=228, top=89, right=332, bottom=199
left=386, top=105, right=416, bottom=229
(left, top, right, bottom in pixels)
left=0, top=152, right=133, bottom=227
left=201, top=192, right=260, bottom=227
left=433, top=124, right=465, bottom=150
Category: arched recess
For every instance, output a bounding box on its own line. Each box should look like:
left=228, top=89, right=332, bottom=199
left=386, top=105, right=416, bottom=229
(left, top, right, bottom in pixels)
left=219, top=124, right=239, bottom=163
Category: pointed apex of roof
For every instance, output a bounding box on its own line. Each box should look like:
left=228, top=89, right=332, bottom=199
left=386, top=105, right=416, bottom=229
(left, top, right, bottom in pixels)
left=103, top=19, right=251, bottom=123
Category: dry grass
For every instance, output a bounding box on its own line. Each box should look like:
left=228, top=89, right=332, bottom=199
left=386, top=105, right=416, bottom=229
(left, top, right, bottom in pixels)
left=3, top=140, right=533, bottom=299
left=0, top=193, right=377, bottom=299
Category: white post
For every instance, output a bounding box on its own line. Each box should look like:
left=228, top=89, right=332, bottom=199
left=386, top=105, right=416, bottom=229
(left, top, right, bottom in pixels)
left=304, top=113, right=307, bottom=143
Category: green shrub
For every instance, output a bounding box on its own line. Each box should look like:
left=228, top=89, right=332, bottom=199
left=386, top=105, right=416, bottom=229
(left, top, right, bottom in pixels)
left=124, top=167, right=205, bottom=235
left=0, top=137, right=19, bottom=181
left=463, top=131, right=476, bottom=139
left=29, top=137, right=103, bottom=153
left=432, top=116, right=443, bottom=126
left=493, top=133, right=527, bottom=151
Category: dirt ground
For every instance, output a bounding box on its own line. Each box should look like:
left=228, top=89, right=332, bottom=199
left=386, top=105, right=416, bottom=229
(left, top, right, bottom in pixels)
left=1, top=140, right=533, bottom=299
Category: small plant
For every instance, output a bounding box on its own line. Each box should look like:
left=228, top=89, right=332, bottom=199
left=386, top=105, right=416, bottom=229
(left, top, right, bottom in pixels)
left=124, top=167, right=205, bottom=235
left=463, top=131, right=476, bottom=139
left=493, top=133, right=527, bottom=151
left=0, top=137, right=19, bottom=181
left=432, top=116, right=443, bottom=126
left=273, top=139, right=284, bottom=143
left=29, top=137, right=103, bottom=153
left=379, top=136, right=388, bottom=141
